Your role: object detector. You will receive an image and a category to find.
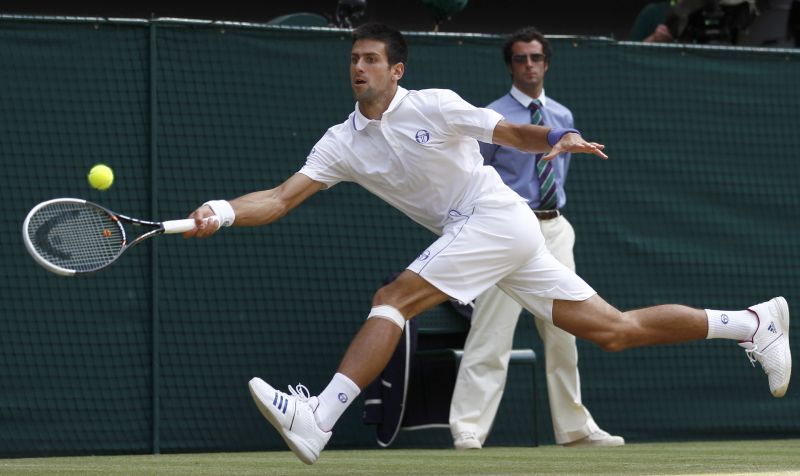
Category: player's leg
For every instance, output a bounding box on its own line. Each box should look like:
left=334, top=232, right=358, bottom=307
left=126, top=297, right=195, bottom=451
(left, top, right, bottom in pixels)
left=336, top=269, right=449, bottom=387
left=501, top=246, right=719, bottom=349
left=553, top=296, right=708, bottom=350
left=249, top=269, right=448, bottom=464
left=449, top=284, right=521, bottom=449
left=553, top=294, right=791, bottom=397
left=500, top=242, right=790, bottom=399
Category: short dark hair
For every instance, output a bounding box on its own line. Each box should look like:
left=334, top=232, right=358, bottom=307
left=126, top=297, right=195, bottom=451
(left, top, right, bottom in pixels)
left=502, top=27, right=551, bottom=66
left=352, top=22, right=408, bottom=66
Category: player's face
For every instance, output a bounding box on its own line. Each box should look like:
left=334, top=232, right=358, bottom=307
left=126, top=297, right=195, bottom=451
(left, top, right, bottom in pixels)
left=509, top=40, right=549, bottom=94
left=350, top=39, right=401, bottom=103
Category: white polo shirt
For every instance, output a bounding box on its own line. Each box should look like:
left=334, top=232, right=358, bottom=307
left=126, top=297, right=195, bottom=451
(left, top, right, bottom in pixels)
left=299, top=87, right=523, bottom=235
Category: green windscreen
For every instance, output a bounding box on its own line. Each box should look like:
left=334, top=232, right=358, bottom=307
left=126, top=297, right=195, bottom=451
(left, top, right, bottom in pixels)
left=1, top=17, right=798, bottom=456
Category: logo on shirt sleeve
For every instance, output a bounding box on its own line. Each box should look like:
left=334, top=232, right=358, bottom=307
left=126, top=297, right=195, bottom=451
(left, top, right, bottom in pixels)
left=415, top=129, right=430, bottom=144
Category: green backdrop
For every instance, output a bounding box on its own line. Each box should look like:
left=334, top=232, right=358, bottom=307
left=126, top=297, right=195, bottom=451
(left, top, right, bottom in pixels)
left=1, top=16, right=798, bottom=456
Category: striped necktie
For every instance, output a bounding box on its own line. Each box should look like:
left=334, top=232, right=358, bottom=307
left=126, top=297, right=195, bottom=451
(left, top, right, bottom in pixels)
left=529, top=99, right=558, bottom=210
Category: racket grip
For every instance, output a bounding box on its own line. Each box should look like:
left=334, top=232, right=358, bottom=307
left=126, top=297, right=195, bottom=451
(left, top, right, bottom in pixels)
left=162, top=218, right=207, bottom=234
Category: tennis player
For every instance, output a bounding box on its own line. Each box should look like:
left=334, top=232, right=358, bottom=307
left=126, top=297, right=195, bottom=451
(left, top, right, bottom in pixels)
left=184, top=23, right=791, bottom=465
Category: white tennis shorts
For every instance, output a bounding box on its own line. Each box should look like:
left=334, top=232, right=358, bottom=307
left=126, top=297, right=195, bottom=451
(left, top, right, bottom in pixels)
left=407, top=200, right=595, bottom=322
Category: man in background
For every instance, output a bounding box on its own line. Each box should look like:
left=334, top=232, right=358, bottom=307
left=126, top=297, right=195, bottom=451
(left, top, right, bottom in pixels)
left=450, top=27, right=625, bottom=450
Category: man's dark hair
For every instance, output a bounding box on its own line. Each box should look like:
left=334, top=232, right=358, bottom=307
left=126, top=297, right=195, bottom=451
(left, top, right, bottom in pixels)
left=502, top=26, right=551, bottom=66
left=352, top=22, right=408, bottom=66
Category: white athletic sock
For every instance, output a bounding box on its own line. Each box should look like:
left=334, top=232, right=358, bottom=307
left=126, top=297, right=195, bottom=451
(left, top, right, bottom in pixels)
left=314, top=372, right=361, bottom=432
left=705, top=309, right=758, bottom=341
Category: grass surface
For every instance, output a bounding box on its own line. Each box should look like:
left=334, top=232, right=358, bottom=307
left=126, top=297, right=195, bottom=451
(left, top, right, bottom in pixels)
left=2, top=440, right=799, bottom=475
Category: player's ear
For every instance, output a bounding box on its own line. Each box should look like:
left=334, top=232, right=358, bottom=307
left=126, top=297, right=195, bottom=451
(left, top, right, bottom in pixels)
left=391, top=62, right=405, bottom=81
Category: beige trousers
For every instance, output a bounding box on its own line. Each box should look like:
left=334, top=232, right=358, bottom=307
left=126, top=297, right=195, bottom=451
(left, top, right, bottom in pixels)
left=449, top=215, right=600, bottom=444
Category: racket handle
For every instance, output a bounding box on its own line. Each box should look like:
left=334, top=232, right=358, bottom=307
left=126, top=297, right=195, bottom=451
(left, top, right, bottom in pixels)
left=162, top=217, right=218, bottom=234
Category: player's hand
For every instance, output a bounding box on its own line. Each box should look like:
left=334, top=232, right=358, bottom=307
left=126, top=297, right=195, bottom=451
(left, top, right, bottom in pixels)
left=183, top=205, right=221, bottom=239
left=542, top=132, right=607, bottom=161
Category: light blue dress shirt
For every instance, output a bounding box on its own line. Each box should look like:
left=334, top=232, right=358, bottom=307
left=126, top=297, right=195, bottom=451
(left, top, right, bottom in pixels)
left=479, top=87, right=573, bottom=210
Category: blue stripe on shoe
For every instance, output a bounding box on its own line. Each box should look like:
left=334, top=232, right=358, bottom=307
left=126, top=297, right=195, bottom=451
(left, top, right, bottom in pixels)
left=269, top=391, right=290, bottom=414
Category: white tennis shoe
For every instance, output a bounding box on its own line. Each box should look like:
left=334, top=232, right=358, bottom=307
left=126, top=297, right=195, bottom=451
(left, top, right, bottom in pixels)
left=564, top=429, right=625, bottom=448
left=453, top=431, right=482, bottom=450
left=740, top=297, right=791, bottom=397
left=248, top=377, right=331, bottom=465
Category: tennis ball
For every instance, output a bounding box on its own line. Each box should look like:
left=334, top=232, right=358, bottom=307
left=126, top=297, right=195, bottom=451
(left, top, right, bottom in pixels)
left=88, top=164, right=114, bottom=191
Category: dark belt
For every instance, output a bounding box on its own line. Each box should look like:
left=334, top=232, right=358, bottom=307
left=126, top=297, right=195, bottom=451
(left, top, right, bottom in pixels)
left=533, top=209, right=561, bottom=220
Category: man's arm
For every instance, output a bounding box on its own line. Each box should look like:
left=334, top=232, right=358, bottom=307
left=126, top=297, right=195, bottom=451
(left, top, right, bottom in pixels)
left=184, top=172, right=325, bottom=239
left=491, top=120, right=608, bottom=161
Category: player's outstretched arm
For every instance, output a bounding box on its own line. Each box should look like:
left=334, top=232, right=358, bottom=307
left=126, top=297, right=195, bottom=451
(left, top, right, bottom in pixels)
left=491, top=120, right=607, bottom=160
left=184, top=173, right=325, bottom=239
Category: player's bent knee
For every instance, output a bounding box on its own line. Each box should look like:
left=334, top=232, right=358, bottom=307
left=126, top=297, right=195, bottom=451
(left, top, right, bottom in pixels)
left=367, top=305, right=406, bottom=329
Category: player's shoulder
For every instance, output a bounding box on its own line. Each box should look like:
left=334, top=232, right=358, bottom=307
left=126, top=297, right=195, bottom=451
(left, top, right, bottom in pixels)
left=410, top=87, right=455, bottom=96
left=408, top=88, right=461, bottom=102
left=404, top=88, right=472, bottom=115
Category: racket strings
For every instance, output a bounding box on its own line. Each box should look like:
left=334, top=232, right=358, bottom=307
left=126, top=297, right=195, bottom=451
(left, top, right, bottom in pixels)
left=27, top=202, right=124, bottom=272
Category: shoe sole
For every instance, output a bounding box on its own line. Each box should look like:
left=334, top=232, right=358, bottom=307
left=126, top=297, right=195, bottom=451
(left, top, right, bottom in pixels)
left=248, top=378, right=317, bottom=465
left=771, top=297, right=791, bottom=397
left=564, top=438, right=626, bottom=448
left=454, top=441, right=482, bottom=450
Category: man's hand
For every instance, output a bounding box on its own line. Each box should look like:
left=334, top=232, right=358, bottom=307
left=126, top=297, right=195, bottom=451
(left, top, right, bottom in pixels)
left=182, top=205, right=221, bottom=239
left=542, top=132, right=608, bottom=161
left=645, top=24, right=673, bottom=43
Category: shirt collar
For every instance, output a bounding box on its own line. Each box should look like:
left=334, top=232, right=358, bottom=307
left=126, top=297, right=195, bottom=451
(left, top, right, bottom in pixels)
left=510, top=85, right=547, bottom=109
left=352, top=86, right=409, bottom=131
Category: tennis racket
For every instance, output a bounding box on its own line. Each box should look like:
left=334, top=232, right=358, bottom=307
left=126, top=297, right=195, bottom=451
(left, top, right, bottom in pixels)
left=22, top=198, right=210, bottom=276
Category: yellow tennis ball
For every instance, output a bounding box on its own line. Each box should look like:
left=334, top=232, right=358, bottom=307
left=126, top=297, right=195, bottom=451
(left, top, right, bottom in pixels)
left=88, top=164, right=114, bottom=191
